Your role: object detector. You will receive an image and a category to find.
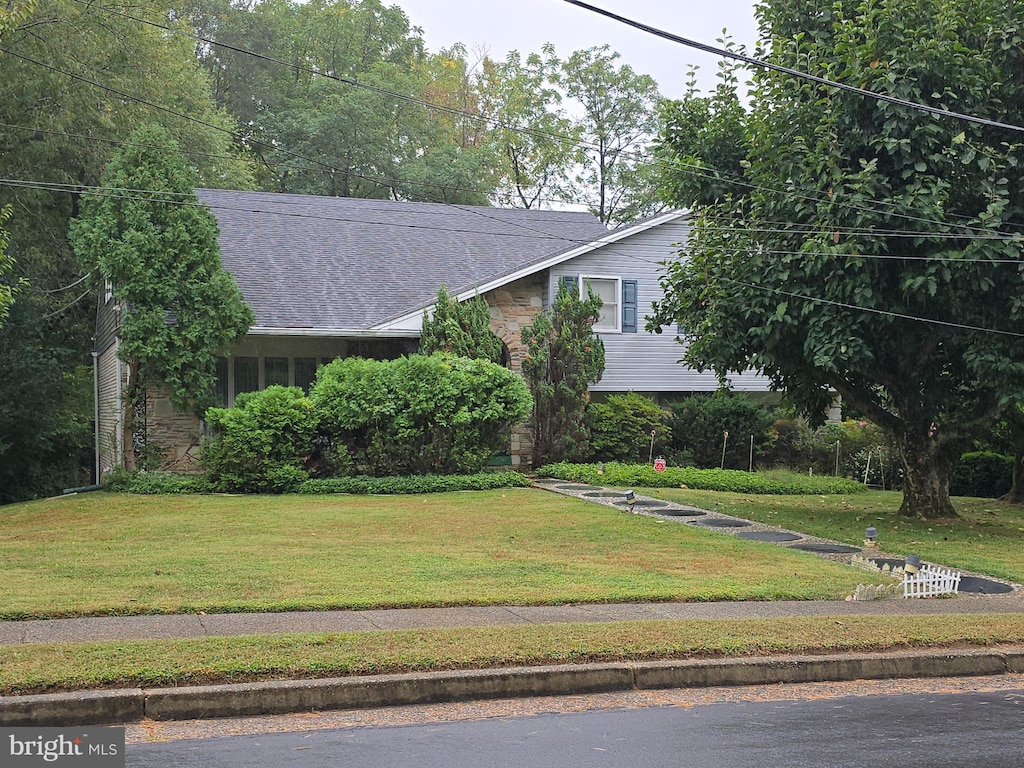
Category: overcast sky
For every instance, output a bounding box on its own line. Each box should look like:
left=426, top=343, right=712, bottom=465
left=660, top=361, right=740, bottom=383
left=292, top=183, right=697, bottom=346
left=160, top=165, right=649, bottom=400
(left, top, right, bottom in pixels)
left=394, top=0, right=761, bottom=99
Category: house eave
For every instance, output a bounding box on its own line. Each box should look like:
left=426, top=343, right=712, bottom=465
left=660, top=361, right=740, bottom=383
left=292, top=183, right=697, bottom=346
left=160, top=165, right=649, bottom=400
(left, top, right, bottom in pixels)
left=246, top=326, right=421, bottom=339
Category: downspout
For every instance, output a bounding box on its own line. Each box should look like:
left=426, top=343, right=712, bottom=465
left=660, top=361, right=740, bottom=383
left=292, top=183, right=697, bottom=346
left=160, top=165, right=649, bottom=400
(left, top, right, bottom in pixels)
left=114, top=336, right=123, bottom=468
left=92, top=346, right=100, bottom=484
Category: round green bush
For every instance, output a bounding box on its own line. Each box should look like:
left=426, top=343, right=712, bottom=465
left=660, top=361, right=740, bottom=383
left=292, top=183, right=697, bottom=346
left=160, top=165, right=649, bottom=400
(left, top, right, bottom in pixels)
left=202, top=386, right=318, bottom=493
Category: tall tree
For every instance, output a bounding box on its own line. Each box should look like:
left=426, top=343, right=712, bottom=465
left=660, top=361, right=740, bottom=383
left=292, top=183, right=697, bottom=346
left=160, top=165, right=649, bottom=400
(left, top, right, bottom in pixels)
left=70, top=124, right=253, bottom=471
left=560, top=45, right=662, bottom=224
left=651, top=0, right=1024, bottom=519
left=0, top=0, right=255, bottom=498
left=189, top=0, right=496, bottom=203
left=520, top=281, right=605, bottom=467
left=656, top=60, right=749, bottom=210
left=478, top=46, right=581, bottom=209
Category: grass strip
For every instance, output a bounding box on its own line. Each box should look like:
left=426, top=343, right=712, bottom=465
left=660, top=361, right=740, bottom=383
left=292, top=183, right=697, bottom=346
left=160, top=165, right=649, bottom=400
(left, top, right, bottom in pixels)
left=3, top=614, right=1024, bottom=696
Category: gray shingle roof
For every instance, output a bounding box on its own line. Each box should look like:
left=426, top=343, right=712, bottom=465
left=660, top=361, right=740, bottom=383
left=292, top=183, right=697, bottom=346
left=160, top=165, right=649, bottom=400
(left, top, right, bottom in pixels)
left=195, top=189, right=609, bottom=331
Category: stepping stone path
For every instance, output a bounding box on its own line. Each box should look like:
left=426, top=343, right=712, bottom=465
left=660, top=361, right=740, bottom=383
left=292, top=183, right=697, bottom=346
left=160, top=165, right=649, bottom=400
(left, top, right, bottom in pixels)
left=534, top=479, right=1020, bottom=597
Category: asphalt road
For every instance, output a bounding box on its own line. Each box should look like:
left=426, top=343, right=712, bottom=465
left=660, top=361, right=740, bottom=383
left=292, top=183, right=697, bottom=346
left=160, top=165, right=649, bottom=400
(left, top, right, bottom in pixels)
left=126, top=687, right=1024, bottom=768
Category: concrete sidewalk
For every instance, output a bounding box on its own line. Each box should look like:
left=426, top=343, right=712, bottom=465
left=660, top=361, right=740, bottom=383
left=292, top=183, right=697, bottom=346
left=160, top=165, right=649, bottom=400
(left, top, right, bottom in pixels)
left=4, top=594, right=1024, bottom=646
left=3, top=595, right=1024, bottom=728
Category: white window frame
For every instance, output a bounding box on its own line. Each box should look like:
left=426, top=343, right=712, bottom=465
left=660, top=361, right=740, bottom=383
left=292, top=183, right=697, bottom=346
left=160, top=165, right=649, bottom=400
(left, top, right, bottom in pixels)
left=580, top=274, right=621, bottom=334
left=103, top=277, right=114, bottom=304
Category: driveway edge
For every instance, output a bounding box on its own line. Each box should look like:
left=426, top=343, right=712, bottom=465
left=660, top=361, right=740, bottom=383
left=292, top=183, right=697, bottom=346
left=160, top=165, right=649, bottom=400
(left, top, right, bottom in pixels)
left=3, top=648, right=1023, bottom=727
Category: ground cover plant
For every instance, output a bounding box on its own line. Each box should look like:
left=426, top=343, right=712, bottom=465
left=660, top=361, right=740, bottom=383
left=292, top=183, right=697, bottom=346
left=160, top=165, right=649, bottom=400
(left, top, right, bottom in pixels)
left=540, top=462, right=866, bottom=495
left=4, top=613, right=1024, bottom=695
left=0, top=489, right=872, bottom=620
left=641, top=485, right=1024, bottom=584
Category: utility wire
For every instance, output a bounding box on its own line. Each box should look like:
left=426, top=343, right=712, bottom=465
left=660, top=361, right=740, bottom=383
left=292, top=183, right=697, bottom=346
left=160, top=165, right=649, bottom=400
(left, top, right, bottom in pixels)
left=26, top=269, right=93, bottom=293
left=721, top=277, right=1024, bottom=338
left=6, top=118, right=1018, bottom=245
left=0, top=122, right=577, bottom=209
left=4, top=174, right=1023, bottom=336
left=41, top=287, right=91, bottom=318
left=46, top=2, right=1024, bottom=239
left=6, top=177, right=1024, bottom=267
left=562, top=0, right=1024, bottom=134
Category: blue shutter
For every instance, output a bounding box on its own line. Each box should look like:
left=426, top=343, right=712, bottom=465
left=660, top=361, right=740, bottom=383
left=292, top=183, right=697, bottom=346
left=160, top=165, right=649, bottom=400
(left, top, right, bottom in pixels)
left=622, top=279, right=638, bottom=333
left=560, top=275, right=579, bottom=297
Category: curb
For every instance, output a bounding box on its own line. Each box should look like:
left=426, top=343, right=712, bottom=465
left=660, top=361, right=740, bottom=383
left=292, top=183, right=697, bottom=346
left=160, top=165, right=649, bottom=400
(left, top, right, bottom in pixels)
left=3, top=647, right=1024, bottom=727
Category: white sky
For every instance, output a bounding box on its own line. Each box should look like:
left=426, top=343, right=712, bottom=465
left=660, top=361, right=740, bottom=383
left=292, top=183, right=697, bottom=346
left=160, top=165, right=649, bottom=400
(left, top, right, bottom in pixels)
left=394, top=0, right=761, bottom=99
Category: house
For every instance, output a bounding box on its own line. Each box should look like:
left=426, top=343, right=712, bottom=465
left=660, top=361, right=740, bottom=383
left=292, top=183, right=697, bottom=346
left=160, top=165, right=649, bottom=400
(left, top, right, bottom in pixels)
left=95, top=189, right=771, bottom=474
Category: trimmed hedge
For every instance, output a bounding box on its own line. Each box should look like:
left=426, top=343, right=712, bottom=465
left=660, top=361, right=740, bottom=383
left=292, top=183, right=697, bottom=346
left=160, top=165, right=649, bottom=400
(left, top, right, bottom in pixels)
left=312, top=354, right=532, bottom=476
left=297, top=472, right=532, bottom=495
left=105, top=470, right=532, bottom=496
left=202, top=386, right=319, bottom=493
left=539, top=462, right=867, bottom=495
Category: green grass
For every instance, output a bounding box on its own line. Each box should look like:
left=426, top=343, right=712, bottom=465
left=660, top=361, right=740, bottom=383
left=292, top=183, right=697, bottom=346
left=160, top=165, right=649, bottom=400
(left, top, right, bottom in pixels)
left=0, top=488, right=872, bottom=619
left=4, top=614, right=1024, bottom=695
left=641, top=485, right=1024, bottom=583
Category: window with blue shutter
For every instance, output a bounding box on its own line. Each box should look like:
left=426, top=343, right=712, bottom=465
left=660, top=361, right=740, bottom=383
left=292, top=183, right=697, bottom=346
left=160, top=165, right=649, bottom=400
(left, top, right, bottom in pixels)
left=560, top=275, right=579, bottom=297
left=622, top=279, right=638, bottom=333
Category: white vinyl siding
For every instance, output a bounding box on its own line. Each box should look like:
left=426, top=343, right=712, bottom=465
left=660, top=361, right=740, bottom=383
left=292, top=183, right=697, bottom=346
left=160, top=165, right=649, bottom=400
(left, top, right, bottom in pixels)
left=549, top=218, right=770, bottom=394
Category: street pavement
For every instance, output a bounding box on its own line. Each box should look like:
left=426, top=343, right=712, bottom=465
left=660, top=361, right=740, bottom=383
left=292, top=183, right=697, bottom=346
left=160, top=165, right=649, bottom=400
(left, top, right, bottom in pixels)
left=123, top=687, right=1024, bottom=768
left=2, top=484, right=1023, bottom=727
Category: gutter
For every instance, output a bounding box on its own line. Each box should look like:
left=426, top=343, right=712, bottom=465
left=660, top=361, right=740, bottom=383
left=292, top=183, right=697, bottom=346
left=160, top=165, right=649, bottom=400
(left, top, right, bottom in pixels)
left=244, top=327, right=420, bottom=338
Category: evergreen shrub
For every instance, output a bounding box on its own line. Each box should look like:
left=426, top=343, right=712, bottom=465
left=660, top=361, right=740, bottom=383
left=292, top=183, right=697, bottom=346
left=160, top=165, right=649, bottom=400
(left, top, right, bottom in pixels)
left=312, top=353, right=531, bottom=476
left=951, top=452, right=1012, bottom=498
left=586, top=392, right=672, bottom=463
left=202, top=386, right=318, bottom=493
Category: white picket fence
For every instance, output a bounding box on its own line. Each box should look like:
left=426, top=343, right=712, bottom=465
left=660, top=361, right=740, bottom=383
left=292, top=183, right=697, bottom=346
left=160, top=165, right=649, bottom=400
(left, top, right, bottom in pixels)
left=903, top=563, right=961, bottom=598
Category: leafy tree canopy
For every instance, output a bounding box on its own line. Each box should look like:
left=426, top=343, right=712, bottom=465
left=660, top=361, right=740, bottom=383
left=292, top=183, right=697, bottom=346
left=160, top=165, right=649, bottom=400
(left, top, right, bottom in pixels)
left=560, top=44, right=664, bottom=224
left=651, top=0, right=1024, bottom=519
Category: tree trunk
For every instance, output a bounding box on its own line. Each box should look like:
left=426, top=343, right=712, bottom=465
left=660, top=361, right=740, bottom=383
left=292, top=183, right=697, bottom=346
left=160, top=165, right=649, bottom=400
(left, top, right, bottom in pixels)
left=896, top=431, right=964, bottom=519
left=1000, top=449, right=1024, bottom=504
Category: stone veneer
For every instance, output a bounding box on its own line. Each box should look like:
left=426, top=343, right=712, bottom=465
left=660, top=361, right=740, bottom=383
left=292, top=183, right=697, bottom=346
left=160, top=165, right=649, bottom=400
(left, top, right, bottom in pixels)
left=143, top=388, right=205, bottom=472
left=484, top=273, right=545, bottom=469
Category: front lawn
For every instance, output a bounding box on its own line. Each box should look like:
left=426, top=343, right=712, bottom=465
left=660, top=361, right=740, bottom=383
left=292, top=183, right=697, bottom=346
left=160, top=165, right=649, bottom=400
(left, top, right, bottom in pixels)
left=0, top=488, right=873, bottom=619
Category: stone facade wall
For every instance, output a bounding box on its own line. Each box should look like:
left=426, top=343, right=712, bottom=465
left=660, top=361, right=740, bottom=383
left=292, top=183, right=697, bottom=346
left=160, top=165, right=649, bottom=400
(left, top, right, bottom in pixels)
left=485, top=274, right=545, bottom=468
left=143, top=388, right=205, bottom=472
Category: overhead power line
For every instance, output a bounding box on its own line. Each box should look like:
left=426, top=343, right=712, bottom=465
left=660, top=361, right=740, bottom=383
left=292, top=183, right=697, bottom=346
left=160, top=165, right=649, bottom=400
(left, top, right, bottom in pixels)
left=4, top=174, right=1023, bottom=336
left=562, top=0, right=1024, bottom=134
left=45, top=1, right=1024, bottom=240
left=723, top=278, right=1024, bottom=338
